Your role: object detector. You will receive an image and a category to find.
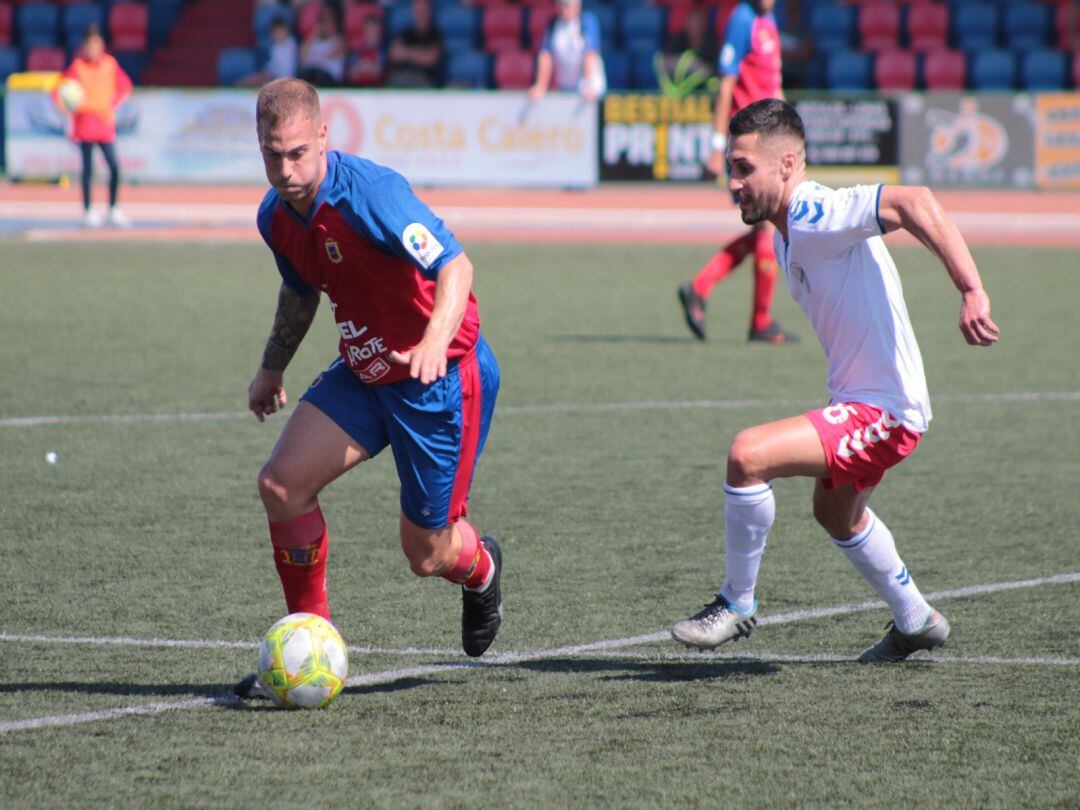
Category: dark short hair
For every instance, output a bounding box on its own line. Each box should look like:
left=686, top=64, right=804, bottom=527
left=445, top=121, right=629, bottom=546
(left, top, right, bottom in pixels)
left=729, top=98, right=805, bottom=144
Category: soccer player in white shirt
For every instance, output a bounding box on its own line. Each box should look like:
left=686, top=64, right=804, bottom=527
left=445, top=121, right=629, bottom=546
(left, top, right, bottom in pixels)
left=671, top=98, right=999, bottom=662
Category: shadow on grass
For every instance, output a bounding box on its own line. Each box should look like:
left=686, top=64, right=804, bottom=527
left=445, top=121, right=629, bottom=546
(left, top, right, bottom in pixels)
left=551, top=334, right=692, bottom=345
left=0, top=682, right=229, bottom=698
left=513, top=657, right=780, bottom=683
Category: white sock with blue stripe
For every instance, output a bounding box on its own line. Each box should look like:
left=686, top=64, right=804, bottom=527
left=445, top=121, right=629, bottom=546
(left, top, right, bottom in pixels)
left=832, top=509, right=932, bottom=634
left=718, top=482, right=774, bottom=614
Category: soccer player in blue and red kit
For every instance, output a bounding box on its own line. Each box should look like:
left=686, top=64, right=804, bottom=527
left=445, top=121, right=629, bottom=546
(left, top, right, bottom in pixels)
left=678, top=0, right=797, bottom=343
left=236, top=79, right=502, bottom=696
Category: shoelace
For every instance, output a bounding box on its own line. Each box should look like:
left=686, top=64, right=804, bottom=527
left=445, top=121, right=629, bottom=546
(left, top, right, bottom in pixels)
left=690, top=601, right=733, bottom=626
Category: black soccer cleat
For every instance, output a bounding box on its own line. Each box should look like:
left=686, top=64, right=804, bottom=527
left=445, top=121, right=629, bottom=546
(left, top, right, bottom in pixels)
left=233, top=673, right=272, bottom=700
left=461, top=536, right=503, bottom=657
left=748, top=321, right=800, bottom=344
left=678, top=282, right=708, bottom=341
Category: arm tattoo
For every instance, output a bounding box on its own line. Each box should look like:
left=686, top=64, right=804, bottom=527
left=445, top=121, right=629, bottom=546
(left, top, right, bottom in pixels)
left=261, top=284, right=320, bottom=372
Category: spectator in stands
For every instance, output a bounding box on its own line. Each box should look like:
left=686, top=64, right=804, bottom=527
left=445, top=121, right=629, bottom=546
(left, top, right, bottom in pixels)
left=528, top=0, right=606, bottom=102
left=660, top=6, right=717, bottom=91
left=56, top=26, right=133, bottom=228
left=347, top=13, right=386, bottom=87
left=299, top=4, right=347, bottom=86
left=387, top=0, right=443, bottom=88
left=238, top=17, right=299, bottom=86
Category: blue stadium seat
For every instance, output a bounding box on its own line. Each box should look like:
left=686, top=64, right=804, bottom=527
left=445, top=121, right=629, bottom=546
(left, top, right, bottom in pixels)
left=620, top=6, right=665, bottom=51
left=444, top=49, right=491, bottom=88
left=626, top=42, right=658, bottom=90
left=1002, top=2, right=1051, bottom=51
left=969, top=49, right=1015, bottom=90
left=952, top=3, right=998, bottom=52
left=62, top=3, right=106, bottom=47
left=254, top=4, right=295, bottom=47
left=582, top=5, right=617, bottom=53
left=148, top=0, right=183, bottom=49
left=217, top=47, right=257, bottom=86
left=436, top=6, right=480, bottom=50
left=602, top=48, right=629, bottom=91
left=387, top=4, right=415, bottom=40
left=809, top=3, right=857, bottom=53
left=114, top=50, right=147, bottom=84
left=826, top=50, right=874, bottom=91
left=16, top=3, right=59, bottom=49
left=0, top=45, right=22, bottom=82
left=1021, top=49, right=1068, bottom=91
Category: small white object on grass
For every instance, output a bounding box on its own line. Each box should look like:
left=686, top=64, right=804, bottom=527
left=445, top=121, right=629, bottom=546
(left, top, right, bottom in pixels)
left=45, top=452, right=59, bottom=465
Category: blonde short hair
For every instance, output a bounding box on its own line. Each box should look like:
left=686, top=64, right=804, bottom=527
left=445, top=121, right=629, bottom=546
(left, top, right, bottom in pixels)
left=256, top=77, right=321, bottom=130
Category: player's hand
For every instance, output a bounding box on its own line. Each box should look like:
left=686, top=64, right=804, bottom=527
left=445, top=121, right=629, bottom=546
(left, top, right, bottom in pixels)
left=959, top=289, right=1000, bottom=347
left=389, top=340, right=449, bottom=385
left=527, top=84, right=545, bottom=102
left=248, top=368, right=287, bottom=422
left=706, top=148, right=727, bottom=178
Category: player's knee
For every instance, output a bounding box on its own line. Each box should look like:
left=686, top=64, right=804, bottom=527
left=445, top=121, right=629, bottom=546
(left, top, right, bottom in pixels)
left=405, top=551, right=446, bottom=578
left=257, top=462, right=294, bottom=511
left=727, top=431, right=765, bottom=482
left=399, top=522, right=454, bottom=578
left=813, top=497, right=856, bottom=539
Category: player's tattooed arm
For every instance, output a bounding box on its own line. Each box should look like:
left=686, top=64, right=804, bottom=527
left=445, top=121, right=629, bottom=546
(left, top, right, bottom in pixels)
left=261, top=284, right=320, bottom=372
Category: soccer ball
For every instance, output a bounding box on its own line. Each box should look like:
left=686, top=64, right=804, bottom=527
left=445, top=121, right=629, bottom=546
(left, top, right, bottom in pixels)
left=257, top=612, right=348, bottom=709
left=56, top=79, right=85, bottom=113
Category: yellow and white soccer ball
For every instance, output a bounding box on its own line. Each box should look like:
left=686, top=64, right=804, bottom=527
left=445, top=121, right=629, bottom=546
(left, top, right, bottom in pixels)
left=257, top=612, right=348, bottom=709
left=56, top=78, right=85, bottom=113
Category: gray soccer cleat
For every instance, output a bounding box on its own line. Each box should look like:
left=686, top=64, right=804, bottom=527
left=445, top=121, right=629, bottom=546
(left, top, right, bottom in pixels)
left=858, top=609, right=950, bottom=663
left=671, top=597, right=758, bottom=650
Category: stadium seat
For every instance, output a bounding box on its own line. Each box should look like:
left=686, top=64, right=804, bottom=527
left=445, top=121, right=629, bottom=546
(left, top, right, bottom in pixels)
left=0, top=5, right=11, bottom=47
left=16, top=2, right=59, bottom=49
left=526, top=6, right=555, bottom=50
left=921, top=48, right=965, bottom=90
left=906, top=2, right=948, bottom=52
left=493, top=48, right=533, bottom=89
left=0, top=44, right=21, bottom=81
left=582, top=3, right=617, bottom=53
left=952, top=3, right=998, bottom=53
left=603, top=47, right=629, bottom=91
left=147, top=0, right=182, bottom=49
left=297, top=0, right=320, bottom=40
left=1074, top=51, right=1080, bottom=89
left=217, top=47, right=256, bottom=86
left=114, top=49, right=146, bottom=84
left=1054, top=3, right=1080, bottom=51
left=809, top=3, right=857, bottom=52
left=1002, top=2, right=1051, bottom=52
left=444, top=48, right=491, bottom=88
left=620, top=6, right=665, bottom=51
left=626, top=42, right=659, bottom=89
left=61, top=3, right=104, bottom=48
left=969, top=48, right=1015, bottom=90
left=344, top=4, right=383, bottom=51
left=1020, top=48, right=1068, bottom=90
left=109, top=2, right=148, bottom=53
left=254, top=3, right=294, bottom=47
left=387, top=4, right=414, bottom=40
left=874, top=49, right=916, bottom=90
left=482, top=5, right=523, bottom=53
left=436, top=6, right=480, bottom=51
left=826, top=49, right=873, bottom=90
left=858, top=3, right=899, bottom=52
left=25, top=43, right=64, bottom=71
left=712, top=0, right=738, bottom=41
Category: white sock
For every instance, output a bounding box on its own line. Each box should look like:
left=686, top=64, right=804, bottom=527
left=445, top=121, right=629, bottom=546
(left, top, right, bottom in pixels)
left=832, top=509, right=932, bottom=634
left=718, top=482, right=774, bottom=614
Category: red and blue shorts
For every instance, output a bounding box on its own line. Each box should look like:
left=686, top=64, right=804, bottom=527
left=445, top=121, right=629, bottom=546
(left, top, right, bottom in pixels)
left=805, top=402, right=922, bottom=493
left=301, top=334, right=499, bottom=529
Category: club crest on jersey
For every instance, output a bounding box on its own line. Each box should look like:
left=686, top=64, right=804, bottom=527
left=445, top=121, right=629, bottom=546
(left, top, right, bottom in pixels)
left=279, top=543, right=320, bottom=567
left=324, top=238, right=343, bottom=264
left=402, top=222, right=444, bottom=269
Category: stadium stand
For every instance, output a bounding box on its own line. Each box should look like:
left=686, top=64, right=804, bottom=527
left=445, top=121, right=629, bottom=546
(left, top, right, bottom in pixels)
left=109, top=2, right=148, bottom=53
left=482, top=5, right=523, bottom=54
left=922, top=48, right=966, bottom=90
left=143, top=0, right=254, bottom=87
left=826, top=49, right=873, bottom=91
left=493, top=47, right=532, bottom=89
left=344, top=4, right=384, bottom=51
left=0, top=4, right=10, bottom=48
left=620, top=5, right=666, bottom=53
left=952, top=3, right=998, bottom=53
left=62, top=3, right=106, bottom=52
left=444, top=48, right=490, bottom=89
left=906, top=2, right=950, bottom=52
left=1021, top=47, right=1069, bottom=90
left=436, top=5, right=480, bottom=52
left=25, top=42, right=63, bottom=72
left=857, top=3, right=900, bottom=52
left=874, top=48, right=917, bottom=91
left=969, top=48, right=1016, bottom=91
left=217, top=46, right=257, bottom=88
left=16, top=2, right=60, bottom=49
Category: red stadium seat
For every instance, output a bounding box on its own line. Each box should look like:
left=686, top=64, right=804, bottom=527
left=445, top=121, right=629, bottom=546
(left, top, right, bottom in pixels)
left=665, top=1, right=693, bottom=35
left=906, top=2, right=948, bottom=53
left=482, top=5, right=523, bottom=53
left=527, top=5, right=556, bottom=50
left=1055, top=3, right=1080, bottom=51
left=713, top=0, right=738, bottom=40
left=858, top=3, right=899, bottom=52
left=26, top=44, right=64, bottom=71
left=0, top=4, right=11, bottom=47
left=494, top=48, right=534, bottom=88
left=1074, top=51, right=1080, bottom=89
left=874, top=49, right=916, bottom=90
left=922, top=49, right=966, bottom=91
left=344, top=4, right=384, bottom=51
left=109, top=2, right=147, bottom=53
left=298, top=1, right=321, bottom=40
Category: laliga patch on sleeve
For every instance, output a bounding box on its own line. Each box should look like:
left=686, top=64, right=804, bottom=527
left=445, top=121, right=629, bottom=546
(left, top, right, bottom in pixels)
left=401, top=222, right=445, bottom=269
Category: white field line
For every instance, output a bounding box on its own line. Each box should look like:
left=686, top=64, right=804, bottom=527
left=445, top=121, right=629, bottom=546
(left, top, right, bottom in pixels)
left=1, top=571, right=1076, bottom=735
left=580, top=649, right=1080, bottom=667
left=2, top=390, right=1078, bottom=429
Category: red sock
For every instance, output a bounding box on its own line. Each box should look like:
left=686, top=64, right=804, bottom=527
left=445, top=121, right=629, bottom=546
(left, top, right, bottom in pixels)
left=441, top=519, right=493, bottom=591
left=692, top=231, right=756, bottom=298
left=269, top=508, right=330, bottom=620
left=751, top=228, right=778, bottom=332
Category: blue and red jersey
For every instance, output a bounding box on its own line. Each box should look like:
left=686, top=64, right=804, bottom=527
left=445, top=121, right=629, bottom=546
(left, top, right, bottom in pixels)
left=719, top=1, right=782, bottom=118
left=257, top=151, right=480, bottom=386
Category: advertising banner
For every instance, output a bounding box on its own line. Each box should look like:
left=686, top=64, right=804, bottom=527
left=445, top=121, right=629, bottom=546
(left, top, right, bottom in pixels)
left=4, top=85, right=599, bottom=187
left=1034, top=93, right=1080, bottom=190
left=600, top=93, right=900, bottom=182
left=899, top=93, right=1036, bottom=188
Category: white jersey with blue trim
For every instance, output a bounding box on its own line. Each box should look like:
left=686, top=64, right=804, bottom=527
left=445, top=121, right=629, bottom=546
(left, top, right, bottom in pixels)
left=774, top=181, right=932, bottom=433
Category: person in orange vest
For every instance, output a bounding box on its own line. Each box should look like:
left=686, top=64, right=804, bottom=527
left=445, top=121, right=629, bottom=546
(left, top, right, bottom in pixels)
left=56, top=26, right=133, bottom=227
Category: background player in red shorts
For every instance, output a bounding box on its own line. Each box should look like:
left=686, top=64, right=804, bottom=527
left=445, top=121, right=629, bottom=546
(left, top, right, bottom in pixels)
left=236, top=78, right=502, bottom=696
left=677, top=0, right=795, bottom=344
left=672, top=99, right=999, bottom=662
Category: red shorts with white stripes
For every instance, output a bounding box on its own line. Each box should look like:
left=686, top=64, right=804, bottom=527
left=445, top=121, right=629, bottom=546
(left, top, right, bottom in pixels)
left=805, top=402, right=922, bottom=492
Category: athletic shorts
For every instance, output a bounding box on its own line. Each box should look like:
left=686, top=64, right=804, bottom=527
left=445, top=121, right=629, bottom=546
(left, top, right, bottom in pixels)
left=301, top=334, right=499, bottom=529
left=805, top=402, right=921, bottom=493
